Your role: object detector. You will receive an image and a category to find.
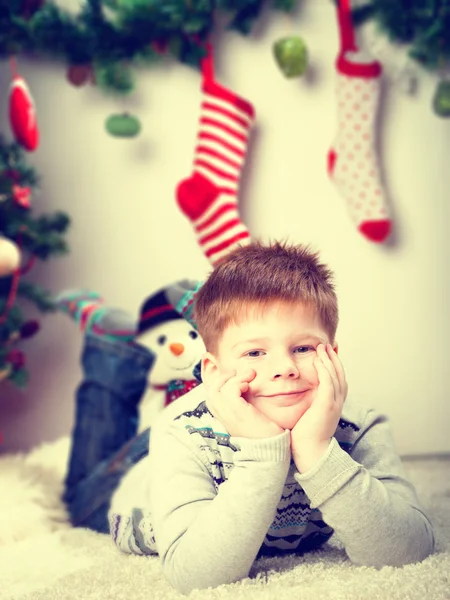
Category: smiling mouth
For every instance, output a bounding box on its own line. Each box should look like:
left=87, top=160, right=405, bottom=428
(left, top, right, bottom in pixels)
left=260, top=391, right=309, bottom=406
left=264, top=391, right=308, bottom=398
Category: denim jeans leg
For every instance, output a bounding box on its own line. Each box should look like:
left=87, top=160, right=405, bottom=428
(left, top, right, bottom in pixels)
left=63, top=333, right=154, bottom=533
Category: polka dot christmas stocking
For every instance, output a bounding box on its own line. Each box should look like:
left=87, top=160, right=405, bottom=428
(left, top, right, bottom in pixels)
left=328, top=0, right=392, bottom=243
left=176, top=43, right=254, bottom=266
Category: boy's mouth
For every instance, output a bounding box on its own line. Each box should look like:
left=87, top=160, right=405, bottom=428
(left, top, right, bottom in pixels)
left=263, top=390, right=308, bottom=397
left=259, top=390, right=309, bottom=405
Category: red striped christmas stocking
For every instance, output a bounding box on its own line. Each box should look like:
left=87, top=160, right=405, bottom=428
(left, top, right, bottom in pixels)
left=176, top=44, right=255, bottom=266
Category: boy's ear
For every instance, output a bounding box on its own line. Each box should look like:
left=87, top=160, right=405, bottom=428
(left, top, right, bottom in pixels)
left=333, top=342, right=339, bottom=354
left=201, top=352, right=219, bottom=385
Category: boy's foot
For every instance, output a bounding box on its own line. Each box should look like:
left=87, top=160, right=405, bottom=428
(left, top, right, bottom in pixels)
left=55, top=289, right=137, bottom=343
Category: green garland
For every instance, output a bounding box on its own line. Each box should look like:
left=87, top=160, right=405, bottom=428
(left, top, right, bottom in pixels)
left=352, top=0, right=450, bottom=72
left=1, top=1, right=449, bottom=95
left=0, top=0, right=298, bottom=94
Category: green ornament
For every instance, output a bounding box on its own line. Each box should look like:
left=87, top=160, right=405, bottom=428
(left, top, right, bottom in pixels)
left=95, top=63, right=134, bottom=95
left=273, top=36, right=308, bottom=78
left=432, top=80, right=450, bottom=118
left=105, top=113, right=141, bottom=138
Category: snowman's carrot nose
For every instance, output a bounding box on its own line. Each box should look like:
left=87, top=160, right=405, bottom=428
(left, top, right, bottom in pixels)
left=170, top=343, right=184, bottom=356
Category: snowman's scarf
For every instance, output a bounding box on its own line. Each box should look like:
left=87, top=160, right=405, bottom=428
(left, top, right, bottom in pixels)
left=151, top=379, right=200, bottom=407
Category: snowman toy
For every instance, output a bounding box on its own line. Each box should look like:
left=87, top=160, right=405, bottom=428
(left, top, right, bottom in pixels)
left=135, top=287, right=205, bottom=431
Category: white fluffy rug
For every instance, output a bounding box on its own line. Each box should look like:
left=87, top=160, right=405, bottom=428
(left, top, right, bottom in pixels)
left=1, top=438, right=449, bottom=600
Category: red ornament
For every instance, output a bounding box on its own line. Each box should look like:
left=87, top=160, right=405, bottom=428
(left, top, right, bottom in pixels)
left=151, top=39, right=169, bottom=54
left=20, top=320, right=40, bottom=339
left=2, top=169, right=21, bottom=182
left=12, top=184, right=31, bottom=209
left=9, top=74, right=39, bottom=152
left=67, top=65, right=91, bottom=87
left=6, top=349, right=25, bottom=370
left=21, top=0, right=45, bottom=19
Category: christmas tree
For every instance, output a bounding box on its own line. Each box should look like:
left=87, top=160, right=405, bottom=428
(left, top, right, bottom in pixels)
left=0, top=136, right=70, bottom=388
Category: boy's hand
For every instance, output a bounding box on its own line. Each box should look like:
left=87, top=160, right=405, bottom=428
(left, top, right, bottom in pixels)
left=291, top=344, right=347, bottom=473
left=205, top=369, right=285, bottom=439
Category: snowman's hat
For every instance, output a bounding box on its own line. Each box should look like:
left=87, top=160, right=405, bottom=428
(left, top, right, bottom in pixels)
left=137, top=289, right=183, bottom=336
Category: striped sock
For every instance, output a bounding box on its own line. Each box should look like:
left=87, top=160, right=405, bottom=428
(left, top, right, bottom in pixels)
left=176, top=45, right=255, bottom=266
left=55, top=289, right=136, bottom=342
left=55, top=290, right=104, bottom=330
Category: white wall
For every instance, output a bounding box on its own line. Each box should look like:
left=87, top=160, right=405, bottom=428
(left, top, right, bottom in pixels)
left=1, top=0, right=449, bottom=455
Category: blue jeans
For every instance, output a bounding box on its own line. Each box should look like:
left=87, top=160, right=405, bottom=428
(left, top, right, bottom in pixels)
left=63, top=334, right=154, bottom=533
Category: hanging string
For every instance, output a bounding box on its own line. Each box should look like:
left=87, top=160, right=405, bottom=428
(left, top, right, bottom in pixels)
left=437, top=0, right=448, bottom=79
left=0, top=266, right=20, bottom=325
left=9, top=56, right=18, bottom=78
left=200, top=40, right=215, bottom=81
left=336, top=0, right=358, bottom=53
left=284, top=10, right=294, bottom=35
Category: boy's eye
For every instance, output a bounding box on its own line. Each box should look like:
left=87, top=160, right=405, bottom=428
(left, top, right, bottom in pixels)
left=246, top=350, right=264, bottom=358
left=294, top=345, right=314, bottom=354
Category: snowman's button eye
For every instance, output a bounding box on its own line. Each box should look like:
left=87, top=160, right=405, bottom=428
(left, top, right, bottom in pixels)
left=157, top=335, right=167, bottom=345
left=189, top=331, right=198, bottom=339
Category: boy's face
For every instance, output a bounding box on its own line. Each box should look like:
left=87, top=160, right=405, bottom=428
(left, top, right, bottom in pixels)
left=203, top=301, right=337, bottom=430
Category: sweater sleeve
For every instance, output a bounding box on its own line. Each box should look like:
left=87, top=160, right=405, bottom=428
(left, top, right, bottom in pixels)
left=148, top=423, right=291, bottom=595
left=294, top=410, right=435, bottom=568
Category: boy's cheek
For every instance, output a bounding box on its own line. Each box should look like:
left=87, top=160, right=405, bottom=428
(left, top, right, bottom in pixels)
left=242, top=383, right=256, bottom=401
left=242, top=383, right=260, bottom=404
left=304, top=362, right=320, bottom=385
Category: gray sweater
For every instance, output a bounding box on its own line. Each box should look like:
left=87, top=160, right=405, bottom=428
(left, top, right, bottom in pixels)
left=109, top=384, right=435, bottom=595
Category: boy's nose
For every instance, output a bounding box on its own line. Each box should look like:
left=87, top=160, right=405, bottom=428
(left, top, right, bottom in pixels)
left=272, top=359, right=299, bottom=380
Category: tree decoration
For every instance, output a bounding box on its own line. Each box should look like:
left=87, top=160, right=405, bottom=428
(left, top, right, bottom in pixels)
left=396, top=62, right=418, bottom=95
left=0, top=136, right=70, bottom=388
left=67, top=64, right=94, bottom=87
left=18, top=0, right=45, bottom=19
left=0, top=1, right=298, bottom=94
left=0, top=1, right=449, bottom=116
left=350, top=0, right=450, bottom=73
left=105, top=112, right=141, bottom=137
left=12, top=184, right=32, bottom=209
left=94, top=62, right=134, bottom=95
left=433, top=79, right=450, bottom=117
left=273, top=35, right=309, bottom=78
left=342, top=0, right=450, bottom=116
left=8, top=58, right=39, bottom=152
left=0, top=237, right=20, bottom=277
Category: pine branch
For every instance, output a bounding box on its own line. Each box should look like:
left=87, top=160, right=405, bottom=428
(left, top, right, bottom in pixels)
left=0, top=0, right=300, bottom=90
left=0, top=136, right=70, bottom=388
left=18, top=280, right=56, bottom=311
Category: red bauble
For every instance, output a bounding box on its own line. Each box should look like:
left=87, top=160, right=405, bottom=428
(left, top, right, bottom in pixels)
left=20, top=320, right=40, bottom=339
left=9, top=75, right=39, bottom=152
left=67, top=65, right=91, bottom=87
left=22, top=0, right=45, bottom=18
left=6, top=349, right=25, bottom=370
left=151, top=39, right=169, bottom=54
left=12, top=184, right=31, bottom=209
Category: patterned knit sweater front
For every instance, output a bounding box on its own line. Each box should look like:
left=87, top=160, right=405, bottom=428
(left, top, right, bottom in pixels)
left=109, top=385, right=434, bottom=594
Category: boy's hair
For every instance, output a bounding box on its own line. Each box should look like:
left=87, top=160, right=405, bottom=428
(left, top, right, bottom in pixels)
left=193, top=241, right=338, bottom=353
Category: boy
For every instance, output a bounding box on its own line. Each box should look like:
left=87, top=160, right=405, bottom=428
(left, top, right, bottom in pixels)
left=109, top=241, right=435, bottom=594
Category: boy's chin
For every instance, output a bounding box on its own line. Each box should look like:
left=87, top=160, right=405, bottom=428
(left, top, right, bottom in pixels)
left=264, top=404, right=310, bottom=431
